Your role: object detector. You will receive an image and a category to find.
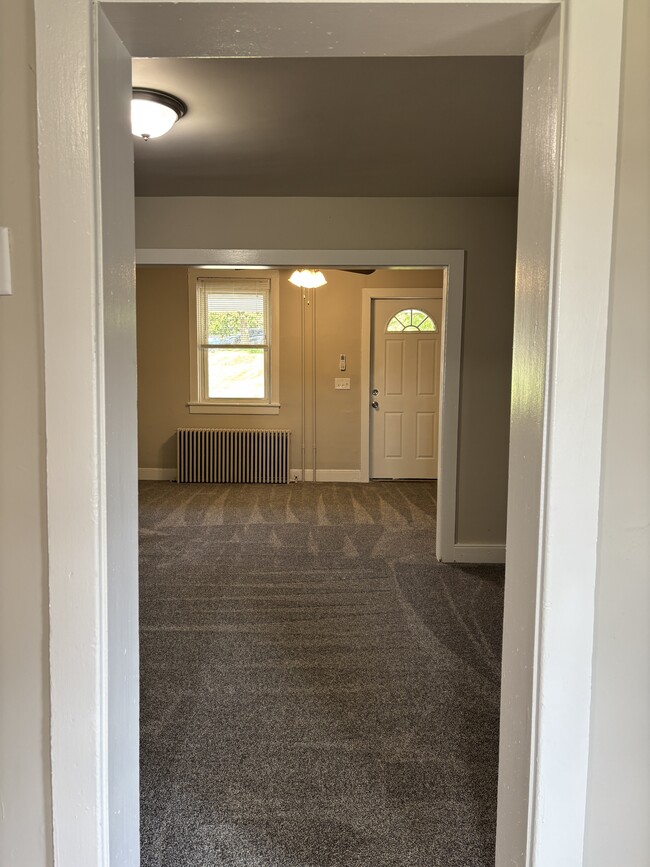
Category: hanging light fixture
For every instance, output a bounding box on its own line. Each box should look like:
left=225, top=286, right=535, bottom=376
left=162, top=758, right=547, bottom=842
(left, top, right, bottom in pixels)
left=131, top=88, right=187, bottom=141
left=289, top=269, right=327, bottom=483
left=288, top=269, right=327, bottom=289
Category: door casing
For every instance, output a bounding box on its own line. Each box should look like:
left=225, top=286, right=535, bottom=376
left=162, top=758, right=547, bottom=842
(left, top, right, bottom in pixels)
left=137, top=250, right=465, bottom=562
left=32, top=2, right=625, bottom=866
left=359, top=274, right=477, bottom=565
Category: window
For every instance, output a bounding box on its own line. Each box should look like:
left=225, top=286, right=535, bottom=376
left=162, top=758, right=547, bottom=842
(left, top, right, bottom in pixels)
left=200, top=286, right=267, bottom=399
left=386, top=308, right=437, bottom=332
left=188, top=271, right=280, bottom=414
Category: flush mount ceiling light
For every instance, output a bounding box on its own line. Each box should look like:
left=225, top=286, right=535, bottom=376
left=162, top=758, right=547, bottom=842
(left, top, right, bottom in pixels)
left=131, top=88, right=187, bottom=141
left=288, top=269, right=328, bottom=289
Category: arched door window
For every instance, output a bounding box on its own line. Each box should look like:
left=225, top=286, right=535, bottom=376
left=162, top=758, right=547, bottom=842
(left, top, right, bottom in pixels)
left=386, top=308, right=437, bottom=332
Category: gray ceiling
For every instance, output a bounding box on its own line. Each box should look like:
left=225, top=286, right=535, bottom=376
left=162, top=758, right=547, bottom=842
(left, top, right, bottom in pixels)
left=132, top=57, right=523, bottom=198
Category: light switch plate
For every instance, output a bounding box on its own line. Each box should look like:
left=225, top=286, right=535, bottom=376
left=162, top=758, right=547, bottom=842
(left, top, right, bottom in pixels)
left=0, top=228, right=12, bottom=296
left=335, top=377, right=351, bottom=390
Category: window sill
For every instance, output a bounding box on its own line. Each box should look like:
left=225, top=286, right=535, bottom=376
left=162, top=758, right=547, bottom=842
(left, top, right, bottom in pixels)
left=187, top=402, right=281, bottom=416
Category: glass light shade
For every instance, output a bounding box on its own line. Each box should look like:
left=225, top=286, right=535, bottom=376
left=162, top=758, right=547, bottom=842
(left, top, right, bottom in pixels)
left=288, top=269, right=328, bottom=289
left=131, top=98, right=180, bottom=140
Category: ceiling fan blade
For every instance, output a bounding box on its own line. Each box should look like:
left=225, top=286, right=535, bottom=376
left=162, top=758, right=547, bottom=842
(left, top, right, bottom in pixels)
left=339, top=269, right=376, bottom=275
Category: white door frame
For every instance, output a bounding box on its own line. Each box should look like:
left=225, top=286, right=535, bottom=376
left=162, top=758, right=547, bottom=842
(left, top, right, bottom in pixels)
left=361, top=288, right=445, bottom=484
left=33, top=2, right=625, bottom=866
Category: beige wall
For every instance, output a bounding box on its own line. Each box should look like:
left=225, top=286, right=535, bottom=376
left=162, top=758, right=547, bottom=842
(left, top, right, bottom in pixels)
left=136, top=196, right=517, bottom=545
left=137, top=267, right=443, bottom=472
left=0, top=0, right=52, bottom=864
left=584, top=0, right=650, bottom=863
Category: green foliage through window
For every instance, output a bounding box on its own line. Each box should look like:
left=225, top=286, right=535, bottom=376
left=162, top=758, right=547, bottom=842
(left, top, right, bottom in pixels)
left=208, top=310, right=265, bottom=345
left=386, top=309, right=437, bottom=333
left=202, top=290, right=267, bottom=346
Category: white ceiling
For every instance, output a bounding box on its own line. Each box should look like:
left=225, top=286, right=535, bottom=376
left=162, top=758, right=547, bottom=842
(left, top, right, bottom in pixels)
left=133, top=56, right=523, bottom=197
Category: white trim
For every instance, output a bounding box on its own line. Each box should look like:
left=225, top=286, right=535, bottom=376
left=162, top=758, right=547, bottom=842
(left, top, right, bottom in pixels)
left=187, top=268, right=280, bottom=409
left=138, top=468, right=177, bottom=481
left=530, top=3, right=625, bottom=864
left=136, top=248, right=460, bottom=268
left=436, top=262, right=465, bottom=565
left=34, top=2, right=110, bottom=865
left=359, top=262, right=464, bottom=566
left=97, top=14, right=140, bottom=866
left=188, top=403, right=280, bottom=415
left=291, top=468, right=362, bottom=483
left=101, top=2, right=559, bottom=59
left=140, top=467, right=362, bottom=483
left=449, top=544, right=506, bottom=565
left=498, top=13, right=564, bottom=863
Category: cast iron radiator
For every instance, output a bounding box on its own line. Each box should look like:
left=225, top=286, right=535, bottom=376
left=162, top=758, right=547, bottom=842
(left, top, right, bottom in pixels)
left=176, top=428, right=291, bottom=484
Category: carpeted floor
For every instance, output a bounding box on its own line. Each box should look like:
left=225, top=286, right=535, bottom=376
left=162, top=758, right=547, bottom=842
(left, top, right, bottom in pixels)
left=139, top=481, right=504, bottom=867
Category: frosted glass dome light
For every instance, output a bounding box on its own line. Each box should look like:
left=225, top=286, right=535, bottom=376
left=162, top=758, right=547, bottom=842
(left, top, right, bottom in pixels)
left=288, top=269, right=328, bottom=289
left=131, top=89, right=187, bottom=141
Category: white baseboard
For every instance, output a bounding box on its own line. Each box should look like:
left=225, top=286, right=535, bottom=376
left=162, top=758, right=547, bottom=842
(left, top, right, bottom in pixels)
left=138, top=467, right=177, bottom=481
left=290, top=468, right=362, bottom=483
left=442, top=544, right=506, bottom=565
left=139, top=468, right=362, bottom=483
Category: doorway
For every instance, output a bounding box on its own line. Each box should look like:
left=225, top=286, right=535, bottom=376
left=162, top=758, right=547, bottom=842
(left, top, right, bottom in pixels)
left=139, top=251, right=466, bottom=562
left=359, top=276, right=463, bottom=563
left=34, top=3, right=626, bottom=866
left=370, top=295, right=443, bottom=480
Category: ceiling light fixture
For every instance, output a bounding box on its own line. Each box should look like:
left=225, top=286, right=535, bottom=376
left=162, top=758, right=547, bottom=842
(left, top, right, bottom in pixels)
left=288, top=269, right=327, bottom=289
left=131, top=88, right=187, bottom=141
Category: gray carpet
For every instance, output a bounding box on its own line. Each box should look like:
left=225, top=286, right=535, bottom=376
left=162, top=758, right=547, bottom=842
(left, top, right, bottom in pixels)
left=139, top=481, right=504, bottom=867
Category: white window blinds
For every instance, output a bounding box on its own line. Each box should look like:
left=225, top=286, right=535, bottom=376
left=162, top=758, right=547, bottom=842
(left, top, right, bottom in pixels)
left=198, top=280, right=269, bottom=348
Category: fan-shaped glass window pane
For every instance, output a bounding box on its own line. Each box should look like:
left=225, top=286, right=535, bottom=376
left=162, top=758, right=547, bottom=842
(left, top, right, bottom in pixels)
left=411, top=311, right=424, bottom=326
left=386, top=308, right=437, bottom=333
left=396, top=311, right=412, bottom=327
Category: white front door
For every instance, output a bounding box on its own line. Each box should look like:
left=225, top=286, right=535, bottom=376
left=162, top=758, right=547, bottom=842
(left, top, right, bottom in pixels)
left=370, top=297, right=443, bottom=479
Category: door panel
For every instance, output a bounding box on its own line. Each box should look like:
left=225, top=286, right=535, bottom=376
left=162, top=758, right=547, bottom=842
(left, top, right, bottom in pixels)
left=370, top=297, right=442, bottom=479
left=384, top=412, right=403, bottom=458
left=416, top=339, right=436, bottom=395
left=385, top=340, right=404, bottom=394
left=416, top=412, right=437, bottom=459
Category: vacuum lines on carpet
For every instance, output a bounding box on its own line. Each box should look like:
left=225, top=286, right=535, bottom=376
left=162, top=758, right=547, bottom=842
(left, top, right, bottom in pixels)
left=139, top=481, right=504, bottom=867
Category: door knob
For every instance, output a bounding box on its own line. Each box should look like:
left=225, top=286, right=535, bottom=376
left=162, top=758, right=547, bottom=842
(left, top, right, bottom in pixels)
left=371, top=388, right=379, bottom=396
left=371, top=400, right=379, bottom=409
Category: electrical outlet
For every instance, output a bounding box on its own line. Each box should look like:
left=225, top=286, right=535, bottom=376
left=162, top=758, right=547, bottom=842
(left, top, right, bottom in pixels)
left=335, top=377, right=351, bottom=390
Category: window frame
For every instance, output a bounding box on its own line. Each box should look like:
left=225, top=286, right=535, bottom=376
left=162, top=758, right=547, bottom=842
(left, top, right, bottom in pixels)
left=187, top=268, right=280, bottom=415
